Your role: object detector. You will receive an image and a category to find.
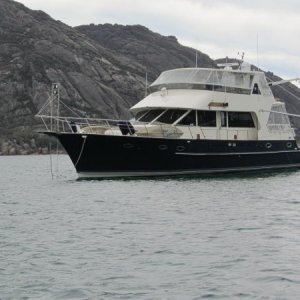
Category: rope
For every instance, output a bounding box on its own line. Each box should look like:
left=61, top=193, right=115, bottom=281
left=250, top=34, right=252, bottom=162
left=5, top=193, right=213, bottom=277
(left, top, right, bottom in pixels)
left=276, top=84, right=300, bottom=102
left=266, top=76, right=300, bottom=102
left=261, top=109, right=300, bottom=118
left=36, top=96, right=82, bottom=119
left=49, top=140, right=54, bottom=180
left=75, top=136, right=87, bottom=168
left=59, top=100, right=82, bottom=117
left=55, top=139, right=59, bottom=175
left=36, top=96, right=52, bottom=115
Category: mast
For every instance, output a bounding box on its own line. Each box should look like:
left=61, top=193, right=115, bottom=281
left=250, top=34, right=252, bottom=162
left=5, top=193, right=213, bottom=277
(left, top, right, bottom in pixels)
left=51, top=83, right=60, bottom=131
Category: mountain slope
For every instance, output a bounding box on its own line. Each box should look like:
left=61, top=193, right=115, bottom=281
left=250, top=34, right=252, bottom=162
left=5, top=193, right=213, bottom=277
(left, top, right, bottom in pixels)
left=0, top=0, right=146, bottom=125
left=75, top=23, right=214, bottom=81
left=0, top=0, right=215, bottom=154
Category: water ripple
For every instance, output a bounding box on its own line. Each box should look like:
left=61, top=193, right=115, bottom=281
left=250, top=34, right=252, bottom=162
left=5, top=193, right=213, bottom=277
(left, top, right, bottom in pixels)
left=1, top=155, right=300, bottom=299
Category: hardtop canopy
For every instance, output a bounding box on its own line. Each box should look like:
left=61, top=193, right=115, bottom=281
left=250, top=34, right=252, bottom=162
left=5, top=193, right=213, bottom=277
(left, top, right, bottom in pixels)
left=150, top=68, right=267, bottom=90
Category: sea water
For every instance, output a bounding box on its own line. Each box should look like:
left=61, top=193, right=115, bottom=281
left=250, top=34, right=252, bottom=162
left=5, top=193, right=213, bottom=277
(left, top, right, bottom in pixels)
left=1, top=155, right=300, bottom=299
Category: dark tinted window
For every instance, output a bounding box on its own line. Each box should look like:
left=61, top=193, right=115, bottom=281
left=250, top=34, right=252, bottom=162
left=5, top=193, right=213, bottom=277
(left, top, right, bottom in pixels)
left=228, top=112, right=255, bottom=127
left=252, top=83, right=261, bottom=95
left=197, top=111, right=216, bottom=127
left=149, top=84, right=251, bottom=95
left=178, top=111, right=196, bottom=126
left=139, top=109, right=164, bottom=122
left=135, top=111, right=148, bottom=120
left=156, top=109, right=187, bottom=124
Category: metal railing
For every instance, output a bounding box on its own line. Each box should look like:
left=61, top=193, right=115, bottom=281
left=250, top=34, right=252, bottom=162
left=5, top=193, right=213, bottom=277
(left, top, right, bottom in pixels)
left=36, top=114, right=186, bottom=139
left=36, top=114, right=260, bottom=141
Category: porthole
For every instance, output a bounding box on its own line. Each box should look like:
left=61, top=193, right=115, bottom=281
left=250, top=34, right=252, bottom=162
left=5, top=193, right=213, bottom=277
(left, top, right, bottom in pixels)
left=158, top=144, right=168, bottom=151
left=176, top=145, right=185, bottom=152
left=123, top=143, right=134, bottom=149
left=286, top=142, right=292, bottom=148
left=265, top=142, right=272, bottom=149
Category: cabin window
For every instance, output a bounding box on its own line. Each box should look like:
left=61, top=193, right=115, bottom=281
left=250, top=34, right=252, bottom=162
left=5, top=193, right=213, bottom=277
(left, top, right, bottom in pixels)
left=252, top=83, right=261, bottom=95
left=156, top=109, right=187, bottom=124
left=135, top=111, right=148, bottom=120
left=228, top=112, right=255, bottom=128
left=267, top=103, right=291, bottom=131
left=197, top=111, right=216, bottom=127
left=139, top=109, right=164, bottom=122
left=177, top=111, right=196, bottom=126
left=149, top=83, right=251, bottom=95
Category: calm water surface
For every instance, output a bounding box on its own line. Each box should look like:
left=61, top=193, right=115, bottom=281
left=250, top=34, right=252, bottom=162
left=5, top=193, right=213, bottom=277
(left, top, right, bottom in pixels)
left=1, top=155, right=300, bottom=299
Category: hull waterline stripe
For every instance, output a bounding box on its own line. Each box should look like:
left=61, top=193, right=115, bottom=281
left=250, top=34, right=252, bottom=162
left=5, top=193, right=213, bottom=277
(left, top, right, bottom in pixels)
left=77, top=163, right=300, bottom=178
left=175, top=149, right=300, bottom=156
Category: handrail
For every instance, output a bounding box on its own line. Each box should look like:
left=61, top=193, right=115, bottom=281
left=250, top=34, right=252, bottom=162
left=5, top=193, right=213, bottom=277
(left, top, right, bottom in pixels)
left=36, top=114, right=260, bottom=141
left=36, top=114, right=130, bottom=123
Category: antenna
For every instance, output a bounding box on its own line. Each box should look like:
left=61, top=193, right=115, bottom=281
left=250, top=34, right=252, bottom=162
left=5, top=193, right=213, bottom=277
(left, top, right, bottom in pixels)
left=256, top=33, right=260, bottom=70
left=145, top=71, right=148, bottom=97
left=237, top=51, right=245, bottom=69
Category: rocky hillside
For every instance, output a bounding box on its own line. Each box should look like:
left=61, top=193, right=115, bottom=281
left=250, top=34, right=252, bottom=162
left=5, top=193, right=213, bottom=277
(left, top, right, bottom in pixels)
left=0, top=0, right=214, bottom=154
left=75, top=24, right=213, bottom=81
left=1, top=0, right=300, bottom=155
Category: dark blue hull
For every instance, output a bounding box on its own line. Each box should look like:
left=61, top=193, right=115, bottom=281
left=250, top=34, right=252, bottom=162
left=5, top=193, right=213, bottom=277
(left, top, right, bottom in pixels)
left=46, top=132, right=300, bottom=178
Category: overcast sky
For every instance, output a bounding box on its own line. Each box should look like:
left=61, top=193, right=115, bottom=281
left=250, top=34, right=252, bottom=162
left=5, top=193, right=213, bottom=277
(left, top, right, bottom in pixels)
left=17, top=0, right=300, bottom=80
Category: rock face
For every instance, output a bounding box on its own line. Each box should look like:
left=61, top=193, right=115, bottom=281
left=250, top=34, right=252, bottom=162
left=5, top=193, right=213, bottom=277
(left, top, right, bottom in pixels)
left=0, top=0, right=215, bottom=154
left=75, top=24, right=214, bottom=81
left=1, top=0, right=300, bottom=154
left=0, top=0, right=148, bottom=124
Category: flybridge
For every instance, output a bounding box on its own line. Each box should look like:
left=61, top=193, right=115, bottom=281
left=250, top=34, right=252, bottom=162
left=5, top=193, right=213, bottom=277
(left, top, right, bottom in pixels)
left=148, top=67, right=271, bottom=96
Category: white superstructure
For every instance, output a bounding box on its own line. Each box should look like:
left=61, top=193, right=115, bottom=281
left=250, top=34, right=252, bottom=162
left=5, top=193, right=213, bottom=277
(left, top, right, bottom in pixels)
left=130, top=67, right=295, bottom=141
